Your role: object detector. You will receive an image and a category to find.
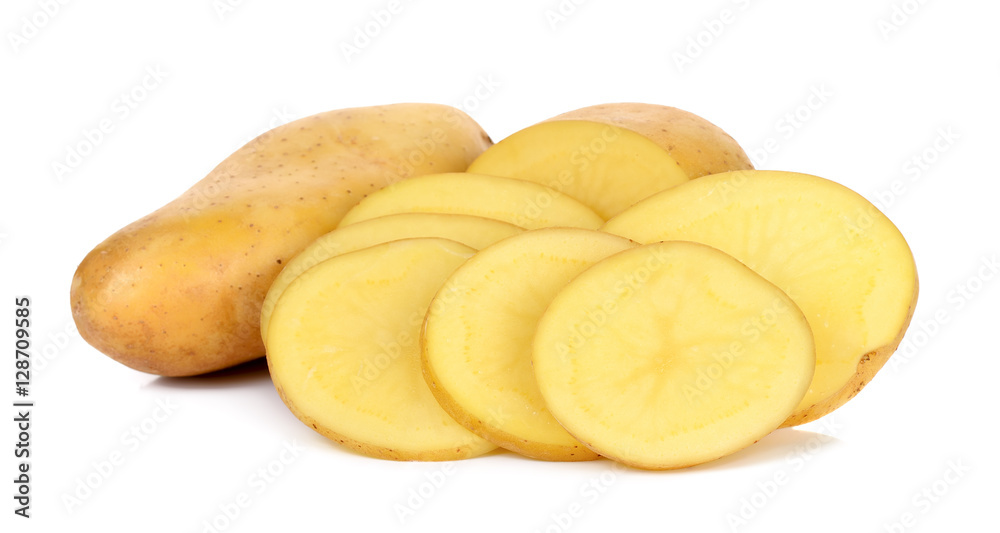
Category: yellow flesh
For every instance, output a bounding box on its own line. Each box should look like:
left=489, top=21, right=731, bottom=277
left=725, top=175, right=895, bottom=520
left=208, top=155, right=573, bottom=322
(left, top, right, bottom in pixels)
left=532, top=242, right=815, bottom=469
left=602, top=170, right=917, bottom=424
left=543, top=104, right=754, bottom=180
left=338, top=173, right=604, bottom=230
left=260, top=213, right=524, bottom=344
left=266, top=239, right=495, bottom=460
left=422, top=228, right=636, bottom=461
left=468, top=121, right=689, bottom=219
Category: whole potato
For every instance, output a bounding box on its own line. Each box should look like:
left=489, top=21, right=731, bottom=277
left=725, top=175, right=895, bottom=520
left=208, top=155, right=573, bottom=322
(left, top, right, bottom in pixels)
left=71, top=104, right=491, bottom=376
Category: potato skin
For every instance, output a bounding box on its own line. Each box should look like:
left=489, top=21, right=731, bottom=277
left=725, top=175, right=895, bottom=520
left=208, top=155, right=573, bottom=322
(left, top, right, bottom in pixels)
left=547, top=103, right=753, bottom=178
left=71, top=104, right=491, bottom=376
left=781, top=277, right=919, bottom=427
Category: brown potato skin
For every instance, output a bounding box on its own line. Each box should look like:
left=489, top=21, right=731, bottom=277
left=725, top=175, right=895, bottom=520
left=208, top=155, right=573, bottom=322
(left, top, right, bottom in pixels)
left=546, top=103, right=754, bottom=178
left=71, top=104, right=491, bottom=377
left=781, top=277, right=919, bottom=427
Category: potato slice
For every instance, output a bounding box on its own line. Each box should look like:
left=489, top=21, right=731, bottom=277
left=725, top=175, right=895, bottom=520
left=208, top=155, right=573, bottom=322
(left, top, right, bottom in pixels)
left=260, top=213, right=523, bottom=344
left=337, top=173, right=603, bottom=230
left=422, top=228, right=636, bottom=461
left=532, top=241, right=815, bottom=469
left=266, top=238, right=496, bottom=461
left=468, top=103, right=753, bottom=218
left=602, top=170, right=919, bottom=426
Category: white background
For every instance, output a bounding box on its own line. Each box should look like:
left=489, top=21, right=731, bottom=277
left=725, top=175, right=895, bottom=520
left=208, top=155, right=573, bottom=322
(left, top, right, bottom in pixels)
left=2, top=0, right=998, bottom=531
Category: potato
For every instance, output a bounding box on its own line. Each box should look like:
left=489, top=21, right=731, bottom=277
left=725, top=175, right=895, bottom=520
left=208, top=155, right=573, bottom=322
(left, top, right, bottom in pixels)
left=337, top=172, right=603, bottom=230
left=467, top=103, right=753, bottom=218
left=260, top=213, right=523, bottom=344
left=71, top=104, right=491, bottom=377
left=532, top=241, right=815, bottom=470
left=266, top=238, right=496, bottom=461
left=421, top=228, right=636, bottom=461
left=602, top=170, right=919, bottom=426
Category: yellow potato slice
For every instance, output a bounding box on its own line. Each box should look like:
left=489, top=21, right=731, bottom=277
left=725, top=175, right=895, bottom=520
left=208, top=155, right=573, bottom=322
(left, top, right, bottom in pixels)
left=337, top=173, right=603, bottom=230
left=468, top=103, right=753, bottom=218
left=602, top=170, right=918, bottom=426
left=266, top=238, right=496, bottom=461
left=533, top=241, right=815, bottom=470
left=422, top=228, right=636, bottom=461
left=260, top=213, right=524, bottom=344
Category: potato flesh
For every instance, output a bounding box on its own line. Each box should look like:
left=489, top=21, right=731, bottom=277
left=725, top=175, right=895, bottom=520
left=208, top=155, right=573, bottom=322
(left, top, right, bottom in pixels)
left=260, top=213, right=524, bottom=344
left=338, top=173, right=604, bottom=230
left=421, top=228, right=636, bottom=461
left=544, top=103, right=754, bottom=179
left=602, top=170, right=918, bottom=425
left=532, top=242, right=815, bottom=469
left=468, top=104, right=754, bottom=219
left=468, top=121, right=688, bottom=219
left=266, top=239, right=495, bottom=460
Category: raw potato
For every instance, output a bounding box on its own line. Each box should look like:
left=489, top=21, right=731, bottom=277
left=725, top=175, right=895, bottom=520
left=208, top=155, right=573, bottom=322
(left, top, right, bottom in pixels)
left=266, top=238, right=496, bottom=461
left=602, top=170, right=919, bottom=426
left=468, top=103, right=753, bottom=218
left=71, top=104, right=491, bottom=376
left=532, top=241, right=815, bottom=470
left=337, top=173, right=604, bottom=230
left=260, top=213, right=523, bottom=344
left=422, top=228, right=636, bottom=461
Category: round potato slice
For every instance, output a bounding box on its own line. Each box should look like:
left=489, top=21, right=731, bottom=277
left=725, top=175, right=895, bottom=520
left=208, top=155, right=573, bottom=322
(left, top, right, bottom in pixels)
left=422, top=228, right=636, bottom=461
left=337, top=173, right=604, bottom=229
left=266, top=238, right=496, bottom=461
left=533, top=241, right=815, bottom=470
left=602, top=170, right=918, bottom=426
left=260, top=213, right=524, bottom=344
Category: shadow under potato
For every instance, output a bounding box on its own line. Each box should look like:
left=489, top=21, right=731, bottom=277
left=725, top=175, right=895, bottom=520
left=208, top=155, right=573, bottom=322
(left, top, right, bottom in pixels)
left=148, top=357, right=271, bottom=390
left=144, top=357, right=843, bottom=472
left=686, top=428, right=843, bottom=472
